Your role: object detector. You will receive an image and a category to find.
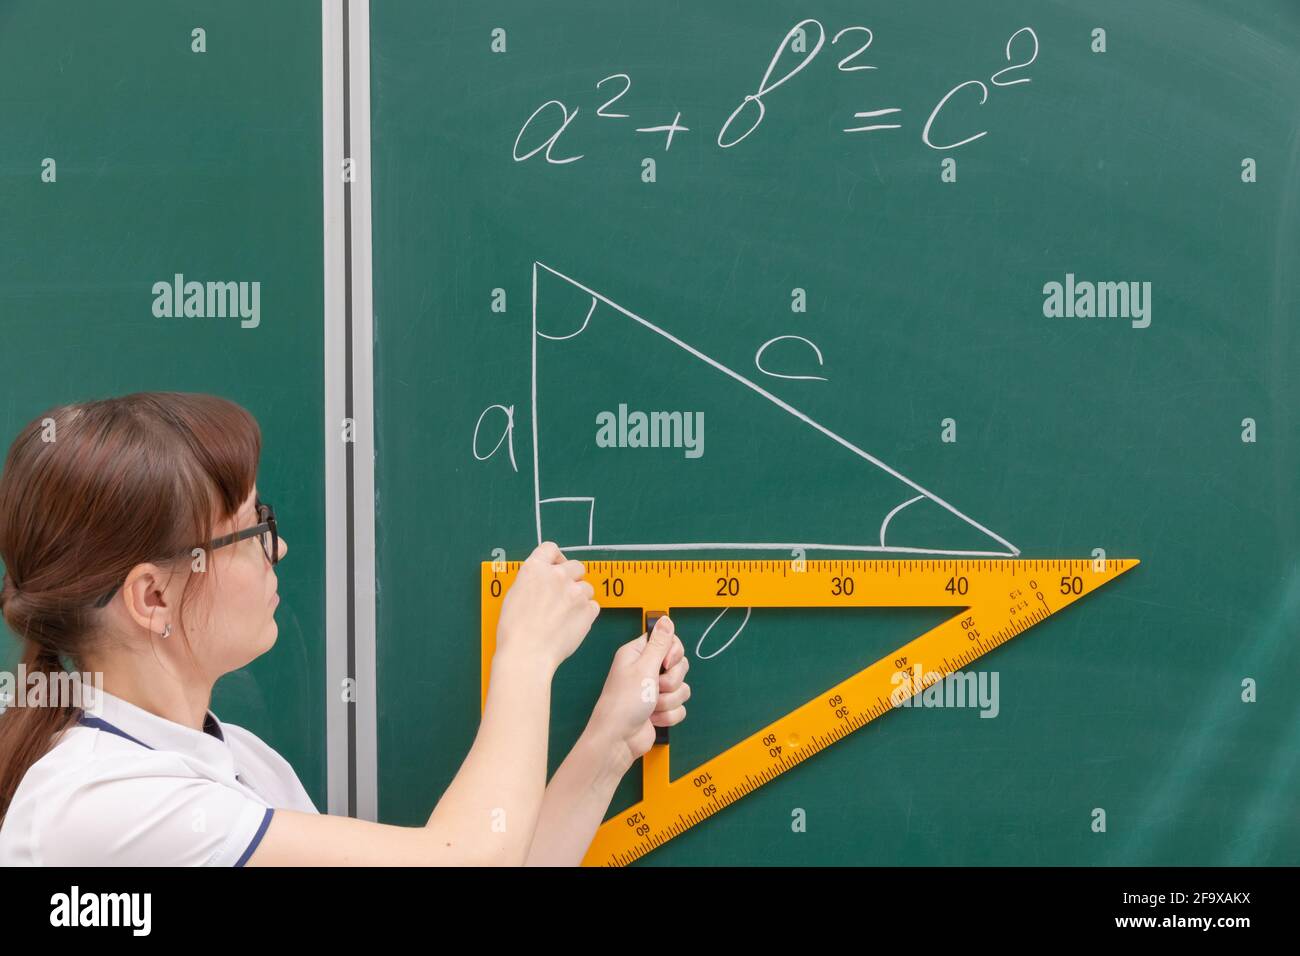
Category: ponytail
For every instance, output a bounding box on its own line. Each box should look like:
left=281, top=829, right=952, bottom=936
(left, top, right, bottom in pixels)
left=0, top=637, right=78, bottom=824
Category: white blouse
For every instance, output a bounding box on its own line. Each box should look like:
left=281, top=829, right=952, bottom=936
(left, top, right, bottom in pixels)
left=0, top=687, right=318, bottom=866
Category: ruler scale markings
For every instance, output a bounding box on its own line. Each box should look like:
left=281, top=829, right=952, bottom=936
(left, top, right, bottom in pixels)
left=480, top=558, right=1138, bottom=864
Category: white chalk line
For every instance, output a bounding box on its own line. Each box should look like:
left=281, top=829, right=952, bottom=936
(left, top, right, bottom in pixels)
left=533, top=261, right=1021, bottom=556
left=879, top=494, right=925, bottom=548
left=536, top=296, right=596, bottom=341
left=846, top=107, right=902, bottom=132
left=531, top=264, right=543, bottom=543
left=539, top=495, right=595, bottom=546
left=696, top=606, right=753, bottom=660
left=561, top=542, right=1018, bottom=557
left=754, top=334, right=828, bottom=381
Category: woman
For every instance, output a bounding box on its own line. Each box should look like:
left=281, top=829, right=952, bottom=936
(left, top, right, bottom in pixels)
left=0, top=392, right=689, bottom=865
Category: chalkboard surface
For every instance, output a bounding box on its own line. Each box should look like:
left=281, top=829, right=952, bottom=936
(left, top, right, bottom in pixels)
left=0, top=1, right=327, bottom=808
left=371, top=1, right=1299, bottom=863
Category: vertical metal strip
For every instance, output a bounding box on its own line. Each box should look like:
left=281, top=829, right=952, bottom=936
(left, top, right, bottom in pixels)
left=321, top=0, right=350, bottom=816
left=346, top=0, right=379, bottom=822
left=342, top=0, right=357, bottom=821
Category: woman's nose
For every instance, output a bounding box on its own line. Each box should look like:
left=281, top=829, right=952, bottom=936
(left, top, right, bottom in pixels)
left=278, top=535, right=289, bottom=561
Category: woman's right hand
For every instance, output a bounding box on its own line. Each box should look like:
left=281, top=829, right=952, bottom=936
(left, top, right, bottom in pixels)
left=494, top=541, right=599, bottom=674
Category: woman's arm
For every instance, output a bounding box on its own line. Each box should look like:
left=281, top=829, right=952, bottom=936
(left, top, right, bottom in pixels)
left=521, top=726, right=634, bottom=867
left=524, top=616, right=691, bottom=866
left=247, top=542, right=600, bottom=866
left=248, top=647, right=555, bottom=865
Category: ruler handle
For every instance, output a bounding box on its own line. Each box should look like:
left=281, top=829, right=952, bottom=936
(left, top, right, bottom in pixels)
left=645, top=610, right=669, bottom=745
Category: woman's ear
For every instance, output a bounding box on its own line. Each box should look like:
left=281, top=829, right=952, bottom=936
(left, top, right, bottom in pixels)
left=120, top=563, right=175, bottom=638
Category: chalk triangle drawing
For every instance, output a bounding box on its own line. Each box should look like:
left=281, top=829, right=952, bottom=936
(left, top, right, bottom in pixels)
left=531, top=261, right=1019, bottom=557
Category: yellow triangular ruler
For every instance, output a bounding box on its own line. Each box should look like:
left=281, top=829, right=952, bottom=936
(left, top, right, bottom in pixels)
left=480, top=557, right=1138, bottom=866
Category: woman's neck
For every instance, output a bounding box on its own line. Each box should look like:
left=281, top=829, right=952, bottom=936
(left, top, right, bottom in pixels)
left=81, top=656, right=214, bottom=732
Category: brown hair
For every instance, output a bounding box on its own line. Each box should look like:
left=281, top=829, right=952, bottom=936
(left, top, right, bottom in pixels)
left=0, top=392, right=261, bottom=822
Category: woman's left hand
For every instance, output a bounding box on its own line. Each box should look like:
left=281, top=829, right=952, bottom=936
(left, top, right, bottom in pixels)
left=585, top=616, right=691, bottom=769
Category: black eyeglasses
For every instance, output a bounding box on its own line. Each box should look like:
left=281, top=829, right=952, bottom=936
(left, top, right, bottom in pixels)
left=93, top=498, right=278, bottom=609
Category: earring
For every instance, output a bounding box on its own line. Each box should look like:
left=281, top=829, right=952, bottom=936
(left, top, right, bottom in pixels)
left=162, top=624, right=172, bottom=639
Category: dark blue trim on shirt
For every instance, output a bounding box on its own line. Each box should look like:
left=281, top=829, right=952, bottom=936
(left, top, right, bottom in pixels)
left=203, top=712, right=225, bottom=741
left=234, top=807, right=275, bottom=867
left=78, top=710, right=225, bottom=744
left=77, top=714, right=155, bottom=750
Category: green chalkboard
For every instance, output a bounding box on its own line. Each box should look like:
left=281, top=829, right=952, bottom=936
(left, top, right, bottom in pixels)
left=371, top=0, right=1300, bottom=864
left=0, top=1, right=327, bottom=808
